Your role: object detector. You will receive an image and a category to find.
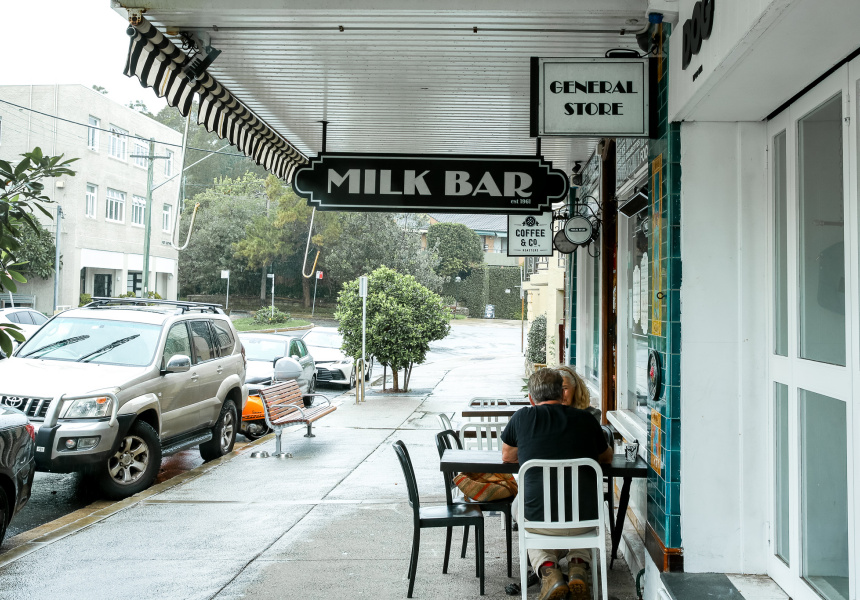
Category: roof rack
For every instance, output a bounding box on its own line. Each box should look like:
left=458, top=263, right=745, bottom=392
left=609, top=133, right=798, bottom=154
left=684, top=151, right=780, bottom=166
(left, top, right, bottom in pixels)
left=84, top=297, right=225, bottom=314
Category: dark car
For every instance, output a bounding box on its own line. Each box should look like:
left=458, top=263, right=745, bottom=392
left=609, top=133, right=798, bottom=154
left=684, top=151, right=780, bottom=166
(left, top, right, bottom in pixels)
left=0, top=404, right=35, bottom=545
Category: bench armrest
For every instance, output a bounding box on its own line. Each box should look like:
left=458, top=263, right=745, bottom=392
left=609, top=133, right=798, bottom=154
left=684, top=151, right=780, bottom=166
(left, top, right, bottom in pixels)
left=303, top=393, right=332, bottom=407
left=263, top=400, right=308, bottom=428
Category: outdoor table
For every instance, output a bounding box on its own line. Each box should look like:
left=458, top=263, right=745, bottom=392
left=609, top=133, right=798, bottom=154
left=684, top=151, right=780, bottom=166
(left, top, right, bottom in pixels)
left=439, top=449, right=648, bottom=567
left=461, top=405, right=523, bottom=419
left=468, top=396, right=530, bottom=407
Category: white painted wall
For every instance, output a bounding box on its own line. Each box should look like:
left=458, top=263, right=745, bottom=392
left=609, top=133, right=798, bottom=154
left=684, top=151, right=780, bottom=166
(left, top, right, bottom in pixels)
left=679, top=121, right=769, bottom=574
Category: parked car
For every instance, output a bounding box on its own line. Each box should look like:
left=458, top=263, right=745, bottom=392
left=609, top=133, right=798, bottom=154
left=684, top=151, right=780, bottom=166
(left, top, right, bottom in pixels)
left=302, top=327, right=373, bottom=388
left=0, top=298, right=247, bottom=499
left=0, top=405, right=35, bottom=546
left=238, top=332, right=315, bottom=440
left=0, top=307, right=49, bottom=341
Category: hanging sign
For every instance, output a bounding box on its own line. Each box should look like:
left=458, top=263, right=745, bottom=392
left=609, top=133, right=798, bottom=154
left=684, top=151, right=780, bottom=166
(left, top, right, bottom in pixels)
left=531, top=57, right=649, bottom=137
left=563, top=215, right=595, bottom=245
left=293, top=153, right=568, bottom=214
left=507, top=212, right=554, bottom=257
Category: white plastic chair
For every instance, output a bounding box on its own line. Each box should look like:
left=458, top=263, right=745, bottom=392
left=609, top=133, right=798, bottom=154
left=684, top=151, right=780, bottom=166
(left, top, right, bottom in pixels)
left=474, top=397, right=510, bottom=423
left=459, top=422, right=505, bottom=451
left=516, top=458, right=608, bottom=600
left=437, top=413, right=453, bottom=432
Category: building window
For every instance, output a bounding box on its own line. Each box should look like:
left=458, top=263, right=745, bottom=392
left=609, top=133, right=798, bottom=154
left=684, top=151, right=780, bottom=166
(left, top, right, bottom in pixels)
left=106, top=188, right=126, bottom=223
left=131, top=195, right=146, bottom=226
left=127, top=272, right=143, bottom=297
left=162, top=203, right=173, bottom=232
left=85, top=184, right=98, bottom=218
left=164, top=149, right=173, bottom=177
left=132, top=139, right=147, bottom=168
left=87, top=116, right=99, bottom=150
left=108, top=125, right=128, bottom=161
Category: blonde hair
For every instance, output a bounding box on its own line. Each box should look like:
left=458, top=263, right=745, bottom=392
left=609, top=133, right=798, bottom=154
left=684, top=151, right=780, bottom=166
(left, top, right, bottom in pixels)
left=557, top=365, right=590, bottom=410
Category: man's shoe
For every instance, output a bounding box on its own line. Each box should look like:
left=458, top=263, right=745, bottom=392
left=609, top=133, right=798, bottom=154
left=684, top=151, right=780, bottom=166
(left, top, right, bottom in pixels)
left=567, top=563, right=590, bottom=600
left=537, top=567, right=568, bottom=600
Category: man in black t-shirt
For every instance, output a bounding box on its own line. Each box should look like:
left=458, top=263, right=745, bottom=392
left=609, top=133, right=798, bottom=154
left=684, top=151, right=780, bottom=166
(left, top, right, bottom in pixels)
left=501, top=368, right=613, bottom=600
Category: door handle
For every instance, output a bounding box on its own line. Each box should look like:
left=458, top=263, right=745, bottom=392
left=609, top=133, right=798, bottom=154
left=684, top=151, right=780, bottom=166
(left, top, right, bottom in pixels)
left=216, top=366, right=223, bottom=374
left=190, top=372, right=199, bottom=382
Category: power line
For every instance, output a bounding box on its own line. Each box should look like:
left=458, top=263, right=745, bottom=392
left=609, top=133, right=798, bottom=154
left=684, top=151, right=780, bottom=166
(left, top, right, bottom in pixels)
left=0, top=98, right=249, bottom=158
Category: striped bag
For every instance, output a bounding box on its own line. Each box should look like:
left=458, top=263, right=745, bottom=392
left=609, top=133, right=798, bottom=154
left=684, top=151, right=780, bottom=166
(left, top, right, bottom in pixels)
left=453, top=472, right=518, bottom=501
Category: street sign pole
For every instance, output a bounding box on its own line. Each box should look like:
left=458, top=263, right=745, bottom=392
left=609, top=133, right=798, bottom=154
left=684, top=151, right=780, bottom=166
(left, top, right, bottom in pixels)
left=357, top=275, right=369, bottom=405
left=311, top=271, right=320, bottom=316
left=267, top=273, right=275, bottom=319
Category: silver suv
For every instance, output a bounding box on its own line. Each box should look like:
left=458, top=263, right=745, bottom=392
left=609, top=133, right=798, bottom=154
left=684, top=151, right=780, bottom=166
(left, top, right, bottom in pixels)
left=0, top=298, right=247, bottom=499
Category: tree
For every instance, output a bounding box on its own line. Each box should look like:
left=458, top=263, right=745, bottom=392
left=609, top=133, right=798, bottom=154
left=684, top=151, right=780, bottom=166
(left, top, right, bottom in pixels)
left=15, top=219, right=58, bottom=279
left=177, top=172, right=268, bottom=296
left=0, top=147, right=77, bottom=354
left=92, top=85, right=108, bottom=94
left=325, top=212, right=443, bottom=292
left=336, top=266, right=451, bottom=392
left=426, top=222, right=483, bottom=278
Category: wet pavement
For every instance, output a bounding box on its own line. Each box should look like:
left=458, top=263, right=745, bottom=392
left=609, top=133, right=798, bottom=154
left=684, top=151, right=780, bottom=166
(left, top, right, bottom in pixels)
left=0, top=321, right=638, bottom=599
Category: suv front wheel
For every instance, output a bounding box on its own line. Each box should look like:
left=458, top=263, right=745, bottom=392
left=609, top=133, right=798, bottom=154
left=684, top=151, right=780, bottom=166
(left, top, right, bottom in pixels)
left=98, top=420, right=161, bottom=499
left=200, top=400, right=237, bottom=461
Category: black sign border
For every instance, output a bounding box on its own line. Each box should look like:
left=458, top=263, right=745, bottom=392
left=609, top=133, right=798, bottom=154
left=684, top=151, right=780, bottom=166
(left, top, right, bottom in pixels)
left=293, top=152, right=569, bottom=215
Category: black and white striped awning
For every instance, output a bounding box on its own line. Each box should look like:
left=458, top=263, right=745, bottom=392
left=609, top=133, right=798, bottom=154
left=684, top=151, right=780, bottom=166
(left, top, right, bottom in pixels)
left=124, top=17, right=307, bottom=182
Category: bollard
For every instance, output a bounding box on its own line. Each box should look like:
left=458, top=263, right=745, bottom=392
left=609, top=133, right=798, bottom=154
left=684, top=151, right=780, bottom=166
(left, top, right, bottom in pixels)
left=354, top=358, right=366, bottom=404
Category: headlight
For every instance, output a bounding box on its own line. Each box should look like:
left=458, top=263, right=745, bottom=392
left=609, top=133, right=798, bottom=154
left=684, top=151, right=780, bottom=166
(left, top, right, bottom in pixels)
left=61, top=396, right=114, bottom=419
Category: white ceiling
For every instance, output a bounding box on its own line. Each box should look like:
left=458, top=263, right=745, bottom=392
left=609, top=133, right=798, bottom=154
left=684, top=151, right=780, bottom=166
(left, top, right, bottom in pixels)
left=113, top=0, right=649, bottom=175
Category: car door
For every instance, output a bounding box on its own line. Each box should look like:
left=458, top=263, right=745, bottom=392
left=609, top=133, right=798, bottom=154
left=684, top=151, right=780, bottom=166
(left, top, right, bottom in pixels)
left=188, top=320, right=223, bottom=427
left=156, top=322, right=195, bottom=438
left=294, top=339, right=315, bottom=388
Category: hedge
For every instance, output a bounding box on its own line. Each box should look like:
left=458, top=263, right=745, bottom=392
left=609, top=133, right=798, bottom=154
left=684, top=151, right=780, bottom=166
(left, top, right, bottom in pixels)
left=442, top=266, right=525, bottom=320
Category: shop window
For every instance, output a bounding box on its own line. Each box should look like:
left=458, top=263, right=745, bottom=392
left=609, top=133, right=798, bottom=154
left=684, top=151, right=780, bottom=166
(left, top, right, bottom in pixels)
left=800, top=389, right=848, bottom=600
left=624, top=211, right=649, bottom=421
left=590, top=251, right=600, bottom=381
left=772, top=130, right=788, bottom=356
left=797, top=94, right=845, bottom=366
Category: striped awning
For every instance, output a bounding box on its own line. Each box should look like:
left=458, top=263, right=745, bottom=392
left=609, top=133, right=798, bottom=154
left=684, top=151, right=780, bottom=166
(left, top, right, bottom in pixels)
left=124, top=17, right=308, bottom=182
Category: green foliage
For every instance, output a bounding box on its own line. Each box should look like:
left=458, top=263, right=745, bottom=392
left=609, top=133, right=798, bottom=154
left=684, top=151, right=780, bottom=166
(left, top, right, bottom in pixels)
left=79, top=293, right=92, bottom=307
left=15, top=219, right=57, bottom=279
left=335, top=266, right=450, bottom=391
left=526, top=315, right=547, bottom=364
left=178, top=173, right=268, bottom=296
left=441, top=266, right=524, bottom=319
left=0, top=147, right=77, bottom=355
left=252, top=306, right=292, bottom=325
left=324, top=212, right=443, bottom=292
left=92, top=85, right=108, bottom=95
left=426, top=222, right=483, bottom=278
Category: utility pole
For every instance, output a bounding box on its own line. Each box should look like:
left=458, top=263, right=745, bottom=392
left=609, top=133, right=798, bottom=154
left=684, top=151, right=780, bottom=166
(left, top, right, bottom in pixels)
left=52, top=205, right=62, bottom=313
left=142, top=139, right=155, bottom=295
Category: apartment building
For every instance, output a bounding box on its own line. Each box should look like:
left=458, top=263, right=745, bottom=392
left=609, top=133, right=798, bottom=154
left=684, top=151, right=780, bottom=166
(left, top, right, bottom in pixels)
left=0, top=84, right=182, bottom=313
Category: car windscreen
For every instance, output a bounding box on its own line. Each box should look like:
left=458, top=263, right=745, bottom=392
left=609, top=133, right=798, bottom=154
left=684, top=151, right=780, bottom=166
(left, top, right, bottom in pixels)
left=16, top=317, right=162, bottom=367
left=241, top=337, right=288, bottom=362
left=303, top=331, right=343, bottom=349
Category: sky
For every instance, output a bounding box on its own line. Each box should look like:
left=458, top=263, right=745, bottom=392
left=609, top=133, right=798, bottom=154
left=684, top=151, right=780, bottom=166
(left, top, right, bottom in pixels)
left=1, top=0, right=168, bottom=112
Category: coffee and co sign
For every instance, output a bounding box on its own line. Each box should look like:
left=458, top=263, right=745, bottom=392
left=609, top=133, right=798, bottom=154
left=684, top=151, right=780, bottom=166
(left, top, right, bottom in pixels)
left=293, top=153, right=569, bottom=214
left=531, top=57, right=649, bottom=137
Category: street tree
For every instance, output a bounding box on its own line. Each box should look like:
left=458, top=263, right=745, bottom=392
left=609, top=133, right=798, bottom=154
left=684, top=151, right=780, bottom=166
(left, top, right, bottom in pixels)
left=324, top=212, right=443, bottom=292
left=15, top=219, right=58, bottom=279
left=336, top=266, right=451, bottom=392
left=177, top=172, right=268, bottom=296
left=0, top=147, right=77, bottom=354
left=426, top=222, right=483, bottom=278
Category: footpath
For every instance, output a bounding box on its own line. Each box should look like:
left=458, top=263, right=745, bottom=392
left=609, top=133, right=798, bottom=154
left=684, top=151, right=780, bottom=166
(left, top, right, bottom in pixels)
left=0, top=323, right=638, bottom=600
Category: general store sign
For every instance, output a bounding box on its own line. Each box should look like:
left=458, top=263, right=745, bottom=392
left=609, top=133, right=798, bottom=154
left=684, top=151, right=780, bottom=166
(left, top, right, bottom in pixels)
left=507, top=212, right=554, bottom=257
left=293, top=153, right=569, bottom=214
left=531, top=57, right=649, bottom=137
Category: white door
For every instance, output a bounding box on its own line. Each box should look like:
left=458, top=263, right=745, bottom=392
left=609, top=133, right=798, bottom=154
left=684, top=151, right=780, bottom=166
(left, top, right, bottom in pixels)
left=766, top=62, right=857, bottom=600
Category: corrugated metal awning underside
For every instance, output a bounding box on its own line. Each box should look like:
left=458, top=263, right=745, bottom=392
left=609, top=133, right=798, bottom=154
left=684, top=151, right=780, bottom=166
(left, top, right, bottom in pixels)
left=117, top=1, right=648, bottom=182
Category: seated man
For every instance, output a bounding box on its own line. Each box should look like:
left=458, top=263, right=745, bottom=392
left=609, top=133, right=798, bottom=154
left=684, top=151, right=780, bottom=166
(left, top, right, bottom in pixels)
left=501, top=368, right=613, bottom=600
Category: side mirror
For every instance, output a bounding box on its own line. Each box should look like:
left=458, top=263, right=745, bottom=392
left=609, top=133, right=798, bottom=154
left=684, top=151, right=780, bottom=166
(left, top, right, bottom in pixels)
left=291, top=354, right=301, bottom=361
left=164, top=354, right=191, bottom=374
left=274, top=357, right=302, bottom=382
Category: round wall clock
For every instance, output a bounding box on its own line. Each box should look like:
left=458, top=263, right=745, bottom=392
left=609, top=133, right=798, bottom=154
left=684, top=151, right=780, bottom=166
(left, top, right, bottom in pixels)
left=647, top=349, right=662, bottom=404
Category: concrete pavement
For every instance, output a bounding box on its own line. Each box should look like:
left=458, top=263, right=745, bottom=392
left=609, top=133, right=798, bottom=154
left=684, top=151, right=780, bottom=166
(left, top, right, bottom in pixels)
left=0, top=322, right=638, bottom=600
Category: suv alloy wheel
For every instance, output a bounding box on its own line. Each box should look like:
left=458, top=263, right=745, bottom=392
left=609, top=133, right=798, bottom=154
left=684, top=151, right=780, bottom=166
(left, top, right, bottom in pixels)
left=98, top=420, right=162, bottom=499
left=199, top=401, right=238, bottom=461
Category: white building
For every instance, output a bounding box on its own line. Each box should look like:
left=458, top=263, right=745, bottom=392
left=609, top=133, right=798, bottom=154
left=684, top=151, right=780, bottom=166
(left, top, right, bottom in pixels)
left=0, top=84, right=182, bottom=313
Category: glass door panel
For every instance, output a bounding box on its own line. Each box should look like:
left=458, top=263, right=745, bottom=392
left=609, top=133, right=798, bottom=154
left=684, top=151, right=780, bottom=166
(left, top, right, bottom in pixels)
left=800, top=389, right=849, bottom=600
left=774, top=382, right=790, bottom=564
left=797, top=94, right=846, bottom=366
left=774, top=131, right=789, bottom=356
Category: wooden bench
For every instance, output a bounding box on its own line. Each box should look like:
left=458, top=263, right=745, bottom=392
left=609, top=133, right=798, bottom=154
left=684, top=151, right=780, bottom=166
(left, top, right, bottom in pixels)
left=258, top=380, right=337, bottom=457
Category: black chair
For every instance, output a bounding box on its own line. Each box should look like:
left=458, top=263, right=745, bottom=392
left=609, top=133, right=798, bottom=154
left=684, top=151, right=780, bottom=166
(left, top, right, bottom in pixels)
left=435, top=430, right=516, bottom=577
left=393, top=440, right=485, bottom=597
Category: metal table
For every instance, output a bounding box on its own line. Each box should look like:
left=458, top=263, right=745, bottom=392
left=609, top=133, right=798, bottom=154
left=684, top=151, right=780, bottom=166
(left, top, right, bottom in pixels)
left=461, top=405, right=523, bottom=419
left=439, top=449, right=648, bottom=566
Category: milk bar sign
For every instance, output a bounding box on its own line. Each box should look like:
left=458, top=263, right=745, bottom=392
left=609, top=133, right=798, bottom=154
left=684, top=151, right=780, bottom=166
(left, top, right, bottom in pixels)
left=293, top=153, right=569, bottom=214
left=531, top=57, right=649, bottom=137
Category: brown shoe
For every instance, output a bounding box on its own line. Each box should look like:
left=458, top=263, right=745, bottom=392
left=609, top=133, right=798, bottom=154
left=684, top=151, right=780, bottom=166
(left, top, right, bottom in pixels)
left=567, top=563, right=590, bottom=600
left=537, top=567, right=568, bottom=600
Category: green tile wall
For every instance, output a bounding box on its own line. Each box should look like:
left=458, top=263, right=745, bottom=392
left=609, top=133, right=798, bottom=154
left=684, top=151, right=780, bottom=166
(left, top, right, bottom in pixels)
left=646, top=22, right=682, bottom=551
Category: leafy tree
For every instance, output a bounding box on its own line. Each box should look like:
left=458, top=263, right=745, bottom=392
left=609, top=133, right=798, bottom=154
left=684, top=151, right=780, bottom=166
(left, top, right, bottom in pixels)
left=15, top=219, right=58, bottom=279
left=336, top=266, right=451, bottom=392
left=177, top=173, right=268, bottom=296
left=0, top=147, right=77, bottom=354
left=127, top=100, right=153, bottom=117
left=325, top=212, right=443, bottom=292
left=426, top=222, right=483, bottom=278
left=92, top=85, right=108, bottom=94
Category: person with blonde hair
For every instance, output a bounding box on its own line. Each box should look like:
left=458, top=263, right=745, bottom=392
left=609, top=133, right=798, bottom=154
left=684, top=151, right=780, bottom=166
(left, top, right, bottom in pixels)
left=556, top=364, right=601, bottom=421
